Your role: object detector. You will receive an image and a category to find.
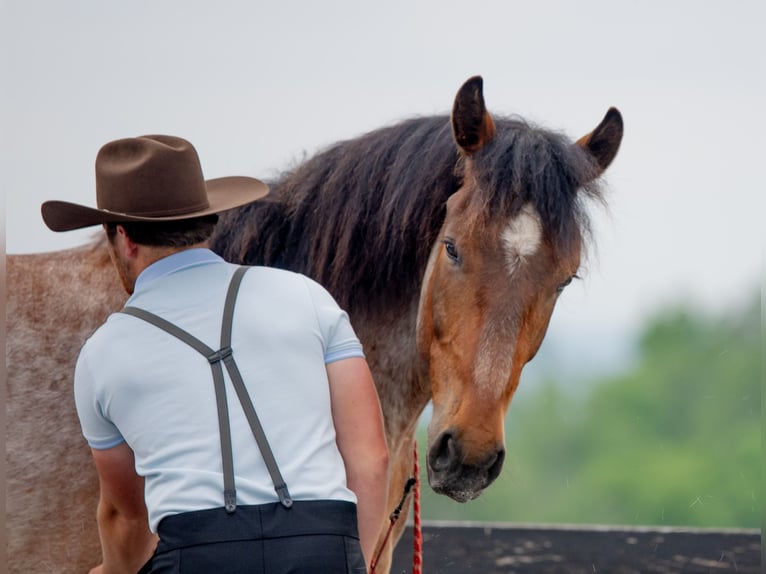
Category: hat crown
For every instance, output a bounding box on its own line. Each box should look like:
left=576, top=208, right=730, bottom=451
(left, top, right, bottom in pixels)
left=96, top=135, right=209, bottom=217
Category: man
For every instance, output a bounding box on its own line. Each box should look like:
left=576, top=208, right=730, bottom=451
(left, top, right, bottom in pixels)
left=41, top=135, right=389, bottom=573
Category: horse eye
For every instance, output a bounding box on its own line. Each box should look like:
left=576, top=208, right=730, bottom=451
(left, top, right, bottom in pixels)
left=443, top=239, right=460, bottom=263
left=556, top=274, right=578, bottom=293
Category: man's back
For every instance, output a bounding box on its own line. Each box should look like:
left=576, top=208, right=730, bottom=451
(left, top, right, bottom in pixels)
left=75, top=251, right=361, bottom=531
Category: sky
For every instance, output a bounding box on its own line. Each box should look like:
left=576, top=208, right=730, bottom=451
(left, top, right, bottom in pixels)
left=3, top=1, right=763, bottom=376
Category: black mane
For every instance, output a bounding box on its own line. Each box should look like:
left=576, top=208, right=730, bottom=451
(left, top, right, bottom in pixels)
left=211, top=114, right=602, bottom=312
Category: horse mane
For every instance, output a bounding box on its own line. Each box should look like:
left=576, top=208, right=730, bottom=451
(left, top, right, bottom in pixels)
left=213, top=116, right=460, bottom=310
left=211, top=114, right=603, bottom=311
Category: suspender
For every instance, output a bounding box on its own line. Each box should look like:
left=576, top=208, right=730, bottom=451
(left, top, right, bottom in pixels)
left=120, top=266, right=293, bottom=512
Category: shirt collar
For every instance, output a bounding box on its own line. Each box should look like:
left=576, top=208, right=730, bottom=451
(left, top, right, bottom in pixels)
left=133, top=248, right=224, bottom=293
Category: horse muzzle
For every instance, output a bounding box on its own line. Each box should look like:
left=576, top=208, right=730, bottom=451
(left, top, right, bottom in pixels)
left=426, top=430, right=505, bottom=502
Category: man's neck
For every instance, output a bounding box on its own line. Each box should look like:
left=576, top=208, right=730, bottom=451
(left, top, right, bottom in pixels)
left=135, top=242, right=209, bottom=277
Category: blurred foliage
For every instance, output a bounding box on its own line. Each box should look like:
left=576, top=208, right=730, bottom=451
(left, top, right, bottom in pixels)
left=418, top=294, right=761, bottom=528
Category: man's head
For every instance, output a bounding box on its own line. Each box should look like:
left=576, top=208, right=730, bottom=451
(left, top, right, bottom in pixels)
left=103, top=215, right=220, bottom=294
left=103, top=214, right=219, bottom=248
left=41, top=135, right=268, bottom=292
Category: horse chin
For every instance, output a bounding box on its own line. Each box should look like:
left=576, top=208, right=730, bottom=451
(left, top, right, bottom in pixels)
left=428, top=474, right=489, bottom=503
left=426, top=465, right=498, bottom=503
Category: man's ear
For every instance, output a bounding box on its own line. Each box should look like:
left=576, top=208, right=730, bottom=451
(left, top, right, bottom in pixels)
left=115, top=224, right=140, bottom=258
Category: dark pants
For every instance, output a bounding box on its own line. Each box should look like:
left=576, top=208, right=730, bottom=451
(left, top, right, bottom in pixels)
left=138, top=500, right=366, bottom=574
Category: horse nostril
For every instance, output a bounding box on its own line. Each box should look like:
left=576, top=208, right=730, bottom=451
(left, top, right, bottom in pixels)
left=428, top=432, right=456, bottom=472
left=486, top=446, right=505, bottom=482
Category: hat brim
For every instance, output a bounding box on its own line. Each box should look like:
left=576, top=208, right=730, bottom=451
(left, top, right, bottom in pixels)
left=41, top=176, right=269, bottom=232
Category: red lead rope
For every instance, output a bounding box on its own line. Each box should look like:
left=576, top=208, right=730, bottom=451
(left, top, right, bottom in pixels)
left=370, top=440, right=423, bottom=574
left=411, top=440, right=423, bottom=574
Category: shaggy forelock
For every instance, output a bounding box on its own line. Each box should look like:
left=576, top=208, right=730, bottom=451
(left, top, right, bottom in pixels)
left=470, top=117, right=603, bottom=252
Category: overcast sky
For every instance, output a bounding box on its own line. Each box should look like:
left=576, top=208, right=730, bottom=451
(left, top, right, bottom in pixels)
left=3, top=1, right=763, bottom=366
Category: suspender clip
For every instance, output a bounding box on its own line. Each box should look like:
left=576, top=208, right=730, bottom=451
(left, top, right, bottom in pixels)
left=275, top=484, right=293, bottom=509
left=224, top=489, right=237, bottom=514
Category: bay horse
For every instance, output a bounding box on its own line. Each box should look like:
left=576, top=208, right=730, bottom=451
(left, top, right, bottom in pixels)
left=6, top=76, right=623, bottom=573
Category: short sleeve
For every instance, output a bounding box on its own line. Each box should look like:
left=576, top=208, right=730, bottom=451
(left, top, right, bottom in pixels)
left=73, top=344, right=126, bottom=450
left=303, top=277, right=365, bottom=364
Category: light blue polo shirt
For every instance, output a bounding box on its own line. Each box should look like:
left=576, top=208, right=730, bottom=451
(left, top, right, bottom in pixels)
left=74, top=249, right=364, bottom=531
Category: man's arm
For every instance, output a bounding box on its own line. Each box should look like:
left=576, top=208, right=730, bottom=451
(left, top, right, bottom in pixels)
left=327, top=357, right=390, bottom=570
left=89, top=442, right=157, bottom=574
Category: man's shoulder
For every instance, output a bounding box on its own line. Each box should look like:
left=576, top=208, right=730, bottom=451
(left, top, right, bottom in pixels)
left=241, top=265, right=311, bottom=288
left=76, top=311, right=140, bottom=369
left=239, top=266, right=339, bottom=309
left=84, top=309, right=140, bottom=344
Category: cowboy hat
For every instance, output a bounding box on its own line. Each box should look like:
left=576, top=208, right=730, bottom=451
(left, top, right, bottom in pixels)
left=41, top=134, right=269, bottom=231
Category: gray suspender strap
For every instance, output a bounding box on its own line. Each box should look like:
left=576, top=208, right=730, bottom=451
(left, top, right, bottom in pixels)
left=217, top=267, right=293, bottom=510
left=121, top=305, right=240, bottom=513
left=120, top=266, right=293, bottom=512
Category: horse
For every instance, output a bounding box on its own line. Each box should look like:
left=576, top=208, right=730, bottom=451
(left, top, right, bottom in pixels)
left=6, top=76, right=623, bottom=573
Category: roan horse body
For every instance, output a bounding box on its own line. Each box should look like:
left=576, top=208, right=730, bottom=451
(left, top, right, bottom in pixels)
left=6, top=76, right=622, bottom=573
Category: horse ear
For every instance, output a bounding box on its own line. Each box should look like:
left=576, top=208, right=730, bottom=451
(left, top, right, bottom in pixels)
left=576, top=107, right=624, bottom=173
left=451, top=76, right=497, bottom=154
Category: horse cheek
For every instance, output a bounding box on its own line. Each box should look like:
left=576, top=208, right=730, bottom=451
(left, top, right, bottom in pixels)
left=415, top=246, right=441, bottom=362
left=520, top=294, right=559, bottom=366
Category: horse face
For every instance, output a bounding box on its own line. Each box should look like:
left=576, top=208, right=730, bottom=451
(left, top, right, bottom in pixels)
left=417, top=187, right=581, bottom=502
left=416, top=76, right=623, bottom=502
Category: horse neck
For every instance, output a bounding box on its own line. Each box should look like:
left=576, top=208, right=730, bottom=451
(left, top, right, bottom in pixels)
left=350, top=298, right=431, bottom=443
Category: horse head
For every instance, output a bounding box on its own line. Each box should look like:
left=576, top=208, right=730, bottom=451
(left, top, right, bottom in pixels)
left=416, top=76, right=623, bottom=502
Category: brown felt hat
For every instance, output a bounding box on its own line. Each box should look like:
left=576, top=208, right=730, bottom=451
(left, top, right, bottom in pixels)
left=41, top=134, right=269, bottom=231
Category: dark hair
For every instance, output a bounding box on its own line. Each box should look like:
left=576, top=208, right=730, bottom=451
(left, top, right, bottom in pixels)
left=213, top=115, right=602, bottom=311
left=105, top=214, right=219, bottom=247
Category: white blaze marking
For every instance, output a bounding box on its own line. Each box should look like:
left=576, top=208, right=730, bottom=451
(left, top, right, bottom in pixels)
left=501, top=204, right=542, bottom=275
left=473, top=319, right=516, bottom=399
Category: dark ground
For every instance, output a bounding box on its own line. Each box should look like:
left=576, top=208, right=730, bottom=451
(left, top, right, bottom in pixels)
left=390, top=522, right=762, bottom=573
